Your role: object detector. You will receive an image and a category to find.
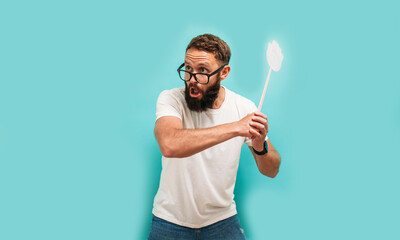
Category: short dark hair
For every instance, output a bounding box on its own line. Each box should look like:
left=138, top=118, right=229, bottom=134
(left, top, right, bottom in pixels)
left=186, top=34, right=231, bottom=65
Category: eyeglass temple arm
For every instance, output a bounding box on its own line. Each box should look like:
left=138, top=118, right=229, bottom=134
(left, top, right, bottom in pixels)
left=177, top=63, right=185, bottom=71
left=210, top=64, right=227, bottom=75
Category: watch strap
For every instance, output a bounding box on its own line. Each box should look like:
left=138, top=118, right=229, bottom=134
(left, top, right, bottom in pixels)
left=252, top=140, right=268, bottom=155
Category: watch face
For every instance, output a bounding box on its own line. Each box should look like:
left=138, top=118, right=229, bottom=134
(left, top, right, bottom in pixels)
left=264, top=141, right=268, bottom=153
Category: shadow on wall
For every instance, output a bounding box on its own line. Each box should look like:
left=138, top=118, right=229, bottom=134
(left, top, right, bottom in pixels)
left=140, top=140, right=162, bottom=239
left=235, top=147, right=257, bottom=239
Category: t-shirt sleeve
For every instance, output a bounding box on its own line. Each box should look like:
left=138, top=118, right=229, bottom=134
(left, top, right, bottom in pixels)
left=156, top=89, right=184, bottom=121
left=244, top=101, right=269, bottom=147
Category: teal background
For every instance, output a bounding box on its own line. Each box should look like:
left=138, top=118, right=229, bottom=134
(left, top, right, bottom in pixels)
left=1, top=0, right=399, bottom=239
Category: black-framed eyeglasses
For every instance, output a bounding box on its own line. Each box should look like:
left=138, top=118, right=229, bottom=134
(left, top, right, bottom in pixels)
left=177, top=63, right=227, bottom=85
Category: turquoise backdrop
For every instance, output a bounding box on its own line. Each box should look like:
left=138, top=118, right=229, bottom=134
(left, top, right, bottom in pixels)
left=1, top=0, right=399, bottom=239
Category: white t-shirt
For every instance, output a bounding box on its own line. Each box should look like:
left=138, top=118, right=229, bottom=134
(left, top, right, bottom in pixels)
left=152, top=86, right=266, bottom=228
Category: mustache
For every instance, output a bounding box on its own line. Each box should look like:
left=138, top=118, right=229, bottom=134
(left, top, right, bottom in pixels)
left=188, top=83, right=202, bottom=93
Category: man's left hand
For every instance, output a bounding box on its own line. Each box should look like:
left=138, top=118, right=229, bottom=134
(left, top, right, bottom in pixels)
left=249, top=111, right=269, bottom=151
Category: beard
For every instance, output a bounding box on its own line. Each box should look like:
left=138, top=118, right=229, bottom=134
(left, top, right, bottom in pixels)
left=184, top=76, right=221, bottom=112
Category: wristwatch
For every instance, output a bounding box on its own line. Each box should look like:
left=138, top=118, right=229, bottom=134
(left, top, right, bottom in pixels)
left=252, top=140, right=268, bottom=155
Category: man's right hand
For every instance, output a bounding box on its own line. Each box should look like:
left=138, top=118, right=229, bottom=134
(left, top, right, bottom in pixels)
left=235, top=113, right=265, bottom=138
left=235, top=113, right=255, bottom=138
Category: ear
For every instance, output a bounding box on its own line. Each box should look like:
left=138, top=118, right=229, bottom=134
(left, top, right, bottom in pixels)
left=219, top=65, right=231, bottom=81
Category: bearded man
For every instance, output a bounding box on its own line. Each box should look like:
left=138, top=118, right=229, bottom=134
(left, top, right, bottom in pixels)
left=148, top=34, right=281, bottom=240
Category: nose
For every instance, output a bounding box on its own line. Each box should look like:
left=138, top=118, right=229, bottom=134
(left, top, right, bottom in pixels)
left=189, top=74, right=198, bottom=85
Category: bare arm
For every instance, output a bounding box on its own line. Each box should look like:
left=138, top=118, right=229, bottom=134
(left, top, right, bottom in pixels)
left=249, top=139, right=281, bottom=178
left=154, top=114, right=255, bottom=158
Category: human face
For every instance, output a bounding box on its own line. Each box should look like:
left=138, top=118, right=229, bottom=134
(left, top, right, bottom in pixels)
left=183, top=48, right=223, bottom=100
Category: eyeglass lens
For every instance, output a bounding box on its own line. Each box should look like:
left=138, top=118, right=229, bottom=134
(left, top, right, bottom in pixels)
left=179, top=71, right=209, bottom=84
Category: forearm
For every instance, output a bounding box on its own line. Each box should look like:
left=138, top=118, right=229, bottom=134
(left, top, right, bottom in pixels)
left=251, top=139, right=281, bottom=178
left=253, top=150, right=281, bottom=178
left=157, top=122, right=239, bottom=158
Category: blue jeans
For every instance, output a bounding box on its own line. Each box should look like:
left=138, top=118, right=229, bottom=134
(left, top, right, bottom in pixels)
left=148, top=214, right=246, bottom=240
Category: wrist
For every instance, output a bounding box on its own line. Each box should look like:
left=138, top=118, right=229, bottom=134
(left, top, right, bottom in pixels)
left=222, top=122, right=239, bottom=139
left=231, top=121, right=243, bottom=137
left=252, top=138, right=265, bottom=151
left=252, top=140, right=268, bottom=155
left=252, top=141, right=264, bottom=152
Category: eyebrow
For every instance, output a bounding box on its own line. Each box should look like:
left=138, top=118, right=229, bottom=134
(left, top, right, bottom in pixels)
left=184, top=61, right=211, bottom=68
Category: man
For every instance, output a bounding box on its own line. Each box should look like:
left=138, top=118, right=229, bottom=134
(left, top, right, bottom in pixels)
left=148, top=34, right=281, bottom=240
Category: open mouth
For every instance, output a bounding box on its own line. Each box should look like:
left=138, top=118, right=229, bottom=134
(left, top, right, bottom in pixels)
left=190, top=87, right=201, bottom=98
